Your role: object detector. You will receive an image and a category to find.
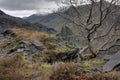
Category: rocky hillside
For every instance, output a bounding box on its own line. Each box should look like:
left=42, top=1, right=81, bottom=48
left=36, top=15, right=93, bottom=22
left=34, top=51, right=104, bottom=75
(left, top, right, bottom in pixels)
left=0, top=28, right=120, bottom=80
left=0, top=1, right=120, bottom=80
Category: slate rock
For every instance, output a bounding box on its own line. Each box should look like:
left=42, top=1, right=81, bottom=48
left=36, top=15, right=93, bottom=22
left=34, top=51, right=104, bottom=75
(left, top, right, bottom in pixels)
left=7, top=47, right=17, bottom=54
left=0, top=34, right=5, bottom=45
left=103, top=55, right=112, bottom=61
left=63, top=48, right=80, bottom=61
left=19, top=40, right=31, bottom=45
left=103, top=51, right=120, bottom=72
left=17, top=48, right=24, bottom=52
left=58, top=26, right=74, bottom=41
left=2, top=30, right=15, bottom=37
left=32, top=40, right=43, bottom=49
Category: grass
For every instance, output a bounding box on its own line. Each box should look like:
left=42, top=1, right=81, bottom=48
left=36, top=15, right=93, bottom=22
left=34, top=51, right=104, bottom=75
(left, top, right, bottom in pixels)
left=90, top=60, right=106, bottom=65
left=49, top=62, right=81, bottom=80
left=0, top=55, right=118, bottom=80
left=0, top=28, right=119, bottom=80
left=0, top=39, right=19, bottom=53
left=38, top=62, right=119, bottom=80
left=81, top=60, right=106, bottom=71
left=11, top=28, right=57, bottom=42
left=0, top=53, right=33, bottom=80
left=78, top=72, right=119, bottom=80
left=41, top=47, right=71, bottom=63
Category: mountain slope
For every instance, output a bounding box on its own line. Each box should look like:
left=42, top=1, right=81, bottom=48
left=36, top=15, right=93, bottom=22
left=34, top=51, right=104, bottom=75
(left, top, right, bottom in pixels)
left=0, top=10, right=57, bottom=34
left=25, top=1, right=120, bottom=32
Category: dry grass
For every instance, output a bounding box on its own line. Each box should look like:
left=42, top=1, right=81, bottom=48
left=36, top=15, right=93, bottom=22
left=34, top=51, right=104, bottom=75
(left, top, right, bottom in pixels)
left=43, top=62, right=80, bottom=80
left=0, top=54, right=33, bottom=80
left=41, top=47, right=71, bottom=63
left=11, top=28, right=57, bottom=42
left=78, top=72, right=119, bottom=80
left=38, top=62, right=119, bottom=80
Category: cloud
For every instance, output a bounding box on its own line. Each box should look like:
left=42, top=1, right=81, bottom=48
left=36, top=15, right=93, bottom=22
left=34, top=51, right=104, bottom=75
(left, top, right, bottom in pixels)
left=0, top=0, right=63, bottom=17
left=0, top=0, right=60, bottom=10
left=0, top=9, right=36, bottom=17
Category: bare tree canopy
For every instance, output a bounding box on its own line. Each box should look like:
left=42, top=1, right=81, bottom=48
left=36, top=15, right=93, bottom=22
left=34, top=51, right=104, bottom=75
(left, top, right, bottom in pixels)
left=57, top=0, right=120, bottom=59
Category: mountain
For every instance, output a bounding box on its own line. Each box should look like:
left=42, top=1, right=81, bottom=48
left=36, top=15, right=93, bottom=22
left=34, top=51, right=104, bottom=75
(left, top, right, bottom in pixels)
left=0, top=10, right=57, bottom=34
left=24, top=1, right=120, bottom=32
left=24, top=13, right=63, bottom=31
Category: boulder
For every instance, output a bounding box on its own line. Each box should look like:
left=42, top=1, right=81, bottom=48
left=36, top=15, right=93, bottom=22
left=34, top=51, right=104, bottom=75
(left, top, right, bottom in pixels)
left=6, top=40, right=43, bottom=56
left=62, top=48, right=80, bottom=61
left=32, top=40, right=43, bottom=50
left=19, top=40, right=31, bottom=45
left=103, top=51, right=120, bottom=72
left=2, top=30, right=15, bottom=37
left=7, top=47, right=17, bottom=54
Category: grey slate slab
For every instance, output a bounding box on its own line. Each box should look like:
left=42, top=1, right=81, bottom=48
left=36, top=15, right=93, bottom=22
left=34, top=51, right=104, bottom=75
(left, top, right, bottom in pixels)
left=103, top=51, right=120, bottom=72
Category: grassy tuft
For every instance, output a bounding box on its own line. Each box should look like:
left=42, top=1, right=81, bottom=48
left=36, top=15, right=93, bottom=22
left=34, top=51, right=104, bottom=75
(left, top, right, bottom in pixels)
left=11, top=28, right=57, bottom=42
left=0, top=54, right=33, bottom=80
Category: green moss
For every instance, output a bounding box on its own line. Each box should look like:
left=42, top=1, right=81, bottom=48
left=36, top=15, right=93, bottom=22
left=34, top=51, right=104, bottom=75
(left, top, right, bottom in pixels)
left=83, top=54, right=95, bottom=60
left=81, top=60, right=106, bottom=71
left=90, top=60, right=106, bottom=65
left=66, top=45, right=75, bottom=49
left=82, top=62, right=92, bottom=70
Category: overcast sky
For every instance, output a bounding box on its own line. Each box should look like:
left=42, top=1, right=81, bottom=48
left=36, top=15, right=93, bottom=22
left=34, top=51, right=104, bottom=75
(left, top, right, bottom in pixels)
left=0, top=0, right=62, bottom=17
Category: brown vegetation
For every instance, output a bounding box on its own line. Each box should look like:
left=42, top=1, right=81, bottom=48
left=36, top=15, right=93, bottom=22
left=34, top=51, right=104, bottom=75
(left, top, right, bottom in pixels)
left=11, top=28, right=57, bottom=42
left=0, top=54, right=32, bottom=80
left=39, top=62, right=119, bottom=80
left=77, top=72, right=118, bottom=80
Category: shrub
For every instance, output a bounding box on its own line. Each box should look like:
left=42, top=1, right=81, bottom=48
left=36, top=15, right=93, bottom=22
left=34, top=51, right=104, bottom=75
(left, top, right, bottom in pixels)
left=44, top=42, right=57, bottom=50
left=49, top=62, right=81, bottom=80
left=29, top=62, right=119, bottom=80
left=41, top=47, right=71, bottom=63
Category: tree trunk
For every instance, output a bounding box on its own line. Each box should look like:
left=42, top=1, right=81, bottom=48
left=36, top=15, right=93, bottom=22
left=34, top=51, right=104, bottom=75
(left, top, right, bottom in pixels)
left=88, top=40, right=97, bottom=57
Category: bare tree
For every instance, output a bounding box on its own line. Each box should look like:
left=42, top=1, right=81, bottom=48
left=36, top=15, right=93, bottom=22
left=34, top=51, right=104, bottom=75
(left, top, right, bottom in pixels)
left=56, top=0, right=120, bottom=59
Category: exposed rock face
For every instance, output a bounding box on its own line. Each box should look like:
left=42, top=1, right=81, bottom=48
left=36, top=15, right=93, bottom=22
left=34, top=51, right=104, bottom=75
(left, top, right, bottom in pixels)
left=103, top=51, right=120, bottom=72
left=1, top=30, right=15, bottom=37
left=62, top=48, right=80, bottom=61
left=58, top=26, right=74, bottom=41
left=6, top=40, right=44, bottom=56
left=32, top=40, right=43, bottom=50
left=103, top=55, right=112, bottom=61
left=48, top=48, right=80, bottom=63
left=100, top=39, right=120, bottom=55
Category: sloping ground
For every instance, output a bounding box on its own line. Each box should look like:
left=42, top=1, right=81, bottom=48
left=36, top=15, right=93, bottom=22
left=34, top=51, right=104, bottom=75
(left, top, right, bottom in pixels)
left=0, top=24, right=120, bottom=80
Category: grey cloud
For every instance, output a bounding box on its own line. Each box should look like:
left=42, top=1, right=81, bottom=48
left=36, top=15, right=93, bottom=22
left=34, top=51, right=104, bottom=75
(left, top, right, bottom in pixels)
left=0, top=0, right=61, bottom=10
